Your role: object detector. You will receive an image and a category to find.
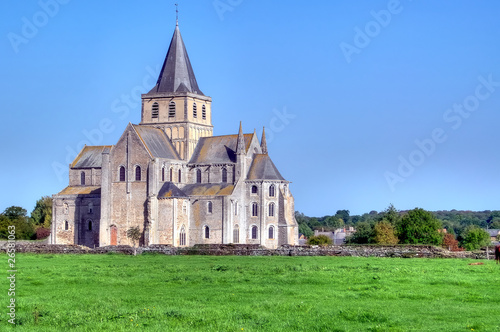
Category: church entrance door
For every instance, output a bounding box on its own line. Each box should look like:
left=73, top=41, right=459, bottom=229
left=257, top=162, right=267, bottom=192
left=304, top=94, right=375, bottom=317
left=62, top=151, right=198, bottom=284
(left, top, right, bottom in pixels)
left=110, top=225, right=117, bottom=246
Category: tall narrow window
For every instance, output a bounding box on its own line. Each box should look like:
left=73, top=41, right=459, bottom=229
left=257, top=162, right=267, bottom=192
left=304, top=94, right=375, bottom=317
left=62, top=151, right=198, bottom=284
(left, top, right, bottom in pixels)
left=178, top=169, right=182, bottom=183
left=251, top=226, right=258, bottom=239
left=64, top=220, right=69, bottom=231
left=204, top=226, right=210, bottom=239
left=119, top=166, right=126, bottom=182
left=152, top=102, right=159, bottom=118
left=269, top=203, right=275, bottom=217
left=169, top=101, right=176, bottom=118
left=196, top=169, right=202, bottom=183
left=135, top=166, right=141, bottom=181
left=88, top=202, right=93, bottom=214
left=207, top=201, right=213, bottom=213
left=269, top=185, right=275, bottom=197
left=251, top=185, right=258, bottom=194
left=269, top=226, right=274, bottom=239
left=88, top=220, right=92, bottom=231
left=183, top=202, right=188, bottom=215
left=233, top=225, right=239, bottom=244
left=252, top=202, right=258, bottom=217
left=234, top=202, right=238, bottom=216
left=222, top=168, right=227, bottom=183
left=202, top=105, right=206, bottom=120
left=180, top=226, right=186, bottom=246
left=170, top=168, right=173, bottom=182
left=162, top=167, right=165, bottom=182
left=80, top=172, right=85, bottom=185
left=193, top=103, right=197, bottom=118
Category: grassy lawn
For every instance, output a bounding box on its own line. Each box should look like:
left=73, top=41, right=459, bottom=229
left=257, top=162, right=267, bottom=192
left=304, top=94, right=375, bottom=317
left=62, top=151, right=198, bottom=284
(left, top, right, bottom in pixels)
left=1, top=254, right=500, bottom=331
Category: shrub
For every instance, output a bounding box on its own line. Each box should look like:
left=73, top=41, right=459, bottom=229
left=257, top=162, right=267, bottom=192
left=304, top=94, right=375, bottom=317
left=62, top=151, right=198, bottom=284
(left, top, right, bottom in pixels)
left=307, top=235, right=332, bottom=246
left=36, top=227, right=51, bottom=240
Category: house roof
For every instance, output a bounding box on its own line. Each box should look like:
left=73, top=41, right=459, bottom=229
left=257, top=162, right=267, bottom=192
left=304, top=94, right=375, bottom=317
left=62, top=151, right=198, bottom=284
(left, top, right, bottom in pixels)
left=58, top=186, right=101, bottom=195
left=146, top=24, right=203, bottom=95
left=133, top=125, right=180, bottom=160
left=487, top=229, right=500, bottom=237
left=189, top=134, right=253, bottom=164
left=158, top=182, right=188, bottom=198
left=181, top=183, right=234, bottom=196
left=71, top=145, right=112, bottom=169
left=247, top=154, right=285, bottom=181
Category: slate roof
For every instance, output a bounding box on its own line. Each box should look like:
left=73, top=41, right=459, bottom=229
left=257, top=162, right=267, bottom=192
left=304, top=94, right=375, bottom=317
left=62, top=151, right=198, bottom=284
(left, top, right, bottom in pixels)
left=189, top=134, right=253, bottom=164
left=71, top=146, right=112, bottom=169
left=181, top=183, right=234, bottom=196
left=158, top=182, right=188, bottom=198
left=58, top=186, right=101, bottom=195
left=487, top=229, right=500, bottom=237
left=247, top=154, right=285, bottom=181
left=133, top=125, right=180, bottom=160
left=147, top=25, right=203, bottom=95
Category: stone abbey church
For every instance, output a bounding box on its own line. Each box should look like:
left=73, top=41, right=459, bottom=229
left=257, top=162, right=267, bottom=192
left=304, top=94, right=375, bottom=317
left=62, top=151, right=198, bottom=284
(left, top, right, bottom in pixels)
left=50, top=22, right=298, bottom=249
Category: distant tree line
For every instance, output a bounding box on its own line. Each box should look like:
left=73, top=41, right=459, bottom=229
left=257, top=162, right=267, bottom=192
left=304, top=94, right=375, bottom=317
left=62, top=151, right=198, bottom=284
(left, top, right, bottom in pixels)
left=0, top=196, right=52, bottom=240
left=296, top=205, right=494, bottom=251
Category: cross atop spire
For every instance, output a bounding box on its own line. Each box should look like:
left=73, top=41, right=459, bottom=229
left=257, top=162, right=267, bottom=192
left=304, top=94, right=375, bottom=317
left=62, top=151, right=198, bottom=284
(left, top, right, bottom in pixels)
left=175, top=3, right=178, bottom=26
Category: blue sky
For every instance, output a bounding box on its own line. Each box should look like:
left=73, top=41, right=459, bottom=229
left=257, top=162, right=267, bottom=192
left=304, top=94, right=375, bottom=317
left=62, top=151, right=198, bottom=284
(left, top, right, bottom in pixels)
left=1, top=1, right=500, bottom=217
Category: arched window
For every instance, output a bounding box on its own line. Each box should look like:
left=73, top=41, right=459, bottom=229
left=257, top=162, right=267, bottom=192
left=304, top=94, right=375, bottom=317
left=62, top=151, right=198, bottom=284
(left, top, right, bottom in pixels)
left=196, top=169, right=202, bottom=183
left=119, top=166, right=126, bottom=182
left=193, top=103, right=197, bottom=118
left=202, top=105, right=206, bottom=120
left=251, top=226, right=258, bottom=239
left=135, top=166, right=141, bottom=181
left=169, top=101, right=176, bottom=118
left=252, top=202, right=258, bottom=217
left=178, top=169, right=182, bottom=183
left=64, top=220, right=69, bottom=231
left=88, top=220, right=92, bottom=231
left=251, top=185, right=258, bottom=194
left=269, top=203, right=275, bottom=217
left=170, top=168, right=173, bottom=182
left=207, top=201, right=213, bottom=213
left=233, top=225, right=239, bottom=244
left=204, top=226, right=210, bottom=239
left=222, top=168, right=227, bottom=183
left=269, top=226, right=274, bottom=239
left=269, top=185, right=275, bottom=197
left=162, top=167, right=165, bottom=182
left=180, top=226, right=186, bottom=246
left=88, top=202, right=93, bottom=214
left=80, top=172, right=85, bottom=185
left=152, top=102, right=159, bottom=118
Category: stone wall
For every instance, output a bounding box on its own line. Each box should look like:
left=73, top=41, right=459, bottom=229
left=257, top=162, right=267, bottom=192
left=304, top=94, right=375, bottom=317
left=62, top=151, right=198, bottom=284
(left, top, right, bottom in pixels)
left=0, top=242, right=494, bottom=259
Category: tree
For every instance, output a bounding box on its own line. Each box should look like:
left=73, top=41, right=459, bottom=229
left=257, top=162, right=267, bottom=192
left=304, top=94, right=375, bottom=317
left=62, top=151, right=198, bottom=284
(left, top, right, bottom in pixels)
left=442, top=233, right=461, bottom=251
left=298, top=222, right=313, bottom=238
left=307, top=235, right=332, bottom=246
left=373, top=220, right=398, bottom=245
left=0, top=206, right=35, bottom=240
left=30, top=196, right=52, bottom=229
left=4, top=206, right=27, bottom=219
left=395, top=208, right=443, bottom=245
left=127, top=226, right=141, bottom=255
left=461, top=226, right=490, bottom=251
left=335, top=210, right=350, bottom=224
left=381, top=204, right=400, bottom=225
left=324, top=216, right=344, bottom=229
left=346, top=221, right=374, bottom=244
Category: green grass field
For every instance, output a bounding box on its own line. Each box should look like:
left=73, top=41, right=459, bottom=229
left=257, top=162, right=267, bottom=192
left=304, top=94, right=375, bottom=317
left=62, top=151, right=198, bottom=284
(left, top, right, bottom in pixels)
left=1, top=254, right=500, bottom=331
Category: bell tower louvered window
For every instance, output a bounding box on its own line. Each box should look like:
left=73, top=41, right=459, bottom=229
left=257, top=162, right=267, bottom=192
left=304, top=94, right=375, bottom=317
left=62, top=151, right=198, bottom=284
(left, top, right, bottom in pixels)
left=169, top=101, right=176, bottom=118
left=152, top=102, right=159, bottom=118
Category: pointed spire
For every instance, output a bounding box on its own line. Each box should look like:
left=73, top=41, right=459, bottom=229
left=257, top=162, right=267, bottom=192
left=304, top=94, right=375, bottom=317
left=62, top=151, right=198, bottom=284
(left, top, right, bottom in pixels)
left=148, top=22, right=204, bottom=95
left=175, top=3, right=179, bottom=26
left=261, top=127, right=268, bottom=154
left=236, top=122, right=245, bottom=155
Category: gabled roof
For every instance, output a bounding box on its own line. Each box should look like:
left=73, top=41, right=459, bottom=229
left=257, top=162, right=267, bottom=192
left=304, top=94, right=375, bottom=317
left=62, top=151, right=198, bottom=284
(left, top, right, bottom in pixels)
left=147, top=24, right=203, bottom=95
left=487, top=229, right=500, bottom=237
left=71, top=145, right=112, bottom=169
left=58, top=186, right=101, bottom=195
left=247, top=154, right=285, bottom=181
left=133, top=125, right=180, bottom=160
left=158, top=182, right=187, bottom=198
left=181, top=183, right=234, bottom=196
left=189, top=134, right=253, bottom=164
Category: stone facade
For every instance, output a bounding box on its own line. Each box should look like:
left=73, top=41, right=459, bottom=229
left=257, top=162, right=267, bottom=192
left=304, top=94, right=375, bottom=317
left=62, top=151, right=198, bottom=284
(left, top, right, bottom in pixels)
left=50, top=22, right=298, bottom=249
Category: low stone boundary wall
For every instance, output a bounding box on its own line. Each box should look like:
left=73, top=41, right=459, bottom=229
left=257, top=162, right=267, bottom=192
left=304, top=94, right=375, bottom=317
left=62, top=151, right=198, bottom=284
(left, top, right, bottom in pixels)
left=0, top=242, right=494, bottom=259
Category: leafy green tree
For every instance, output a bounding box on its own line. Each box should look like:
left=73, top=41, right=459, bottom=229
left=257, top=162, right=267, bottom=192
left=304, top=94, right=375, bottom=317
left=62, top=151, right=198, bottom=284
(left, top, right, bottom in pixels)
left=346, top=221, right=374, bottom=244
left=298, top=222, right=313, bottom=238
left=381, top=204, right=401, bottom=225
left=395, top=208, right=443, bottom=245
left=30, top=196, right=52, bottom=229
left=127, top=226, right=142, bottom=255
left=324, top=216, right=344, bottom=229
left=461, top=226, right=490, bottom=251
left=489, top=218, right=500, bottom=229
left=307, top=235, right=332, bottom=246
left=0, top=206, right=35, bottom=239
left=335, top=210, right=350, bottom=224
left=373, top=220, right=398, bottom=245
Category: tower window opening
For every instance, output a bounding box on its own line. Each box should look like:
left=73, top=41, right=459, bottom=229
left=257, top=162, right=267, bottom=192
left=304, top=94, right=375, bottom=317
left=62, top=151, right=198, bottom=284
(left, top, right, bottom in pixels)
left=152, top=102, right=159, bottom=118
left=119, top=166, right=126, bottom=182
left=169, top=101, right=176, bottom=118
left=193, top=103, right=197, bottom=118
left=202, top=105, right=206, bottom=120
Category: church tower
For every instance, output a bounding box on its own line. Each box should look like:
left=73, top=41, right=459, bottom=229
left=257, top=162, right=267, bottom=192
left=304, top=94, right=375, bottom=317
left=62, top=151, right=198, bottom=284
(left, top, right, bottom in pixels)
left=140, top=21, right=213, bottom=161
